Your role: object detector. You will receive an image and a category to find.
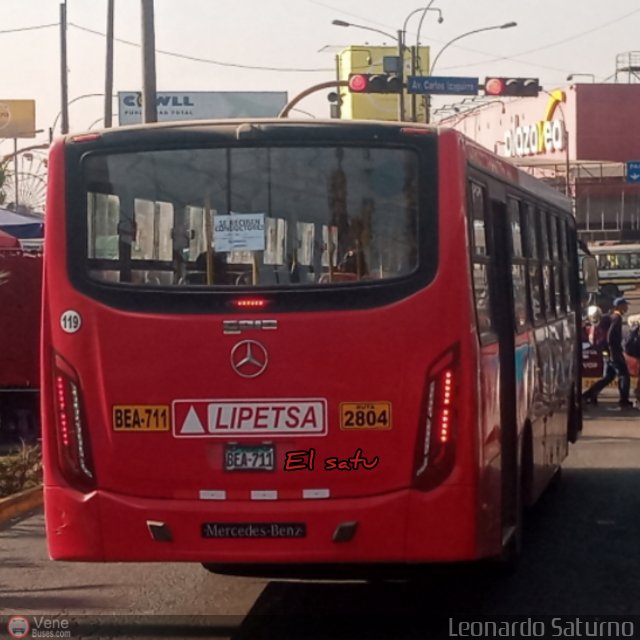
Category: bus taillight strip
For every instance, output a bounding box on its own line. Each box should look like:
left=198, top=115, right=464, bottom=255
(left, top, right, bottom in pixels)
left=53, top=355, right=95, bottom=490
left=414, top=346, right=459, bottom=490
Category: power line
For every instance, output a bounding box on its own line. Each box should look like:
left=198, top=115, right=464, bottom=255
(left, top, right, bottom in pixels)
left=68, top=23, right=332, bottom=73
left=313, top=1, right=640, bottom=77
left=0, top=23, right=58, bottom=35
left=443, top=6, right=640, bottom=74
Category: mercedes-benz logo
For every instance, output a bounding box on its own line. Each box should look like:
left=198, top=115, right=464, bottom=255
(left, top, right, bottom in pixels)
left=230, top=340, right=269, bottom=378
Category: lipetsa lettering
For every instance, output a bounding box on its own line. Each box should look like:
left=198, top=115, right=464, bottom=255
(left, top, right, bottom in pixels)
left=209, top=402, right=324, bottom=434
left=173, top=399, right=327, bottom=437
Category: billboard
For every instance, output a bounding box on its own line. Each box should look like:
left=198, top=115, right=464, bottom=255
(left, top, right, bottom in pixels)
left=0, top=100, right=36, bottom=138
left=117, top=91, right=288, bottom=125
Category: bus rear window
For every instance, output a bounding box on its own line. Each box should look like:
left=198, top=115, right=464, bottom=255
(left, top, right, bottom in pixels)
left=82, top=146, right=419, bottom=288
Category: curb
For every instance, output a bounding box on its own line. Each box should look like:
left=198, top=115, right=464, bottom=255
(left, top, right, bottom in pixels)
left=0, top=485, right=43, bottom=525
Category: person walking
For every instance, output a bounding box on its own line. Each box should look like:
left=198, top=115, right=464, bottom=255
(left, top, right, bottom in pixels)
left=583, top=297, right=634, bottom=408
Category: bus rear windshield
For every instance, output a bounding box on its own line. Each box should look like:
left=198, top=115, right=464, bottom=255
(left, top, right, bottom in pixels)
left=82, top=146, right=420, bottom=288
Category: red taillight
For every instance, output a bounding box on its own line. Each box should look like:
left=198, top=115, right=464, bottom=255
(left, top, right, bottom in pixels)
left=232, top=298, right=269, bottom=309
left=70, top=133, right=102, bottom=144
left=414, top=347, right=459, bottom=490
left=53, top=355, right=95, bottom=491
left=400, top=127, right=432, bottom=136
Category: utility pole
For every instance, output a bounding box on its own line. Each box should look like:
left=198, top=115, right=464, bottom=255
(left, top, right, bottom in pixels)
left=13, top=138, right=19, bottom=209
left=104, top=0, right=115, bottom=128
left=141, top=0, right=158, bottom=123
left=59, top=1, right=69, bottom=134
left=410, top=46, right=417, bottom=122
left=397, top=29, right=405, bottom=122
left=334, top=55, right=341, bottom=119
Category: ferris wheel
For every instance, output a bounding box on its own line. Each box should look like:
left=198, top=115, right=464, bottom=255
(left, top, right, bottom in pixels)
left=1, top=146, right=49, bottom=214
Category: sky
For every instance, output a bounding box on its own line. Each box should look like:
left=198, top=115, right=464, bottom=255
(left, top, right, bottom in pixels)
left=1, top=0, right=640, bottom=155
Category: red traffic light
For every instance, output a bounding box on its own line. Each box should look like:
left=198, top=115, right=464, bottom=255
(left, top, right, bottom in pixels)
left=347, top=73, right=403, bottom=94
left=484, top=77, right=540, bottom=97
left=348, top=74, right=369, bottom=93
left=484, top=78, right=505, bottom=96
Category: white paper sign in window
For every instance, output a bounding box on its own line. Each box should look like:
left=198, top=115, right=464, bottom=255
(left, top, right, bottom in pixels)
left=296, top=222, right=315, bottom=266
left=264, top=217, right=287, bottom=265
left=214, top=213, right=266, bottom=252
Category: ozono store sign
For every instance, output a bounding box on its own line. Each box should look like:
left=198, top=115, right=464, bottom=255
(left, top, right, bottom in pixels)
left=504, top=119, right=565, bottom=158
left=503, top=89, right=567, bottom=158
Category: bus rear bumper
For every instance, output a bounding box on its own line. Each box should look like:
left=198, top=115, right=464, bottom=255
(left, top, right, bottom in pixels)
left=44, top=484, right=480, bottom=564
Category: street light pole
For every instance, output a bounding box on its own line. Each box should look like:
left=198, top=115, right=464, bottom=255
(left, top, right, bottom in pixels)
left=141, top=0, right=158, bottom=123
left=397, top=29, right=405, bottom=121
left=426, top=21, right=517, bottom=122
left=104, top=0, right=115, bottom=128
left=332, top=19, right=405, bottom=121
left=333, top=10, right=443, bottom=123
left=59, top=1, right=69, bottom=135
left=51, top=93, right=108, bottom=137
left=429, top=22, right=517, bottom=76
left=567, top=73, right=595, bottom=83
left=402, top=6, right=444, bottom=121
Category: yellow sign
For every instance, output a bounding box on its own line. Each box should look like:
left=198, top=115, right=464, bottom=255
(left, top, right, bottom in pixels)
left=113, top=405, right=170, bottom=431
left=0, top=100, right=36, bottom=139
left=340, top=402, right=392, bottom=430
left=338, top=46, right=430, bottom=121
left=504, top=90, right=566, bottom=158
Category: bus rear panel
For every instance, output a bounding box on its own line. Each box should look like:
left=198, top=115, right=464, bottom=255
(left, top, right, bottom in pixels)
left=42, top=121, right=576, bottom=570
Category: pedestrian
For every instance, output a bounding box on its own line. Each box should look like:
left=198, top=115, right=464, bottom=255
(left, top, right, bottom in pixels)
left=583, top=297, right=633, bottom=408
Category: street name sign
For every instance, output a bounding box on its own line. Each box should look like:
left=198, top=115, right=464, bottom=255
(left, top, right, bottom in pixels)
left=627, top=161, right=640, bottom=183
left=407, top=76, right=479, bottom=95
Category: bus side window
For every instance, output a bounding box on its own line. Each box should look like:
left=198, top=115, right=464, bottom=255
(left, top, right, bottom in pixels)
left=469, top=181, right=495, bottom=343
left=558, top=219, right=572, bottom=313
left=524, top=204, right=544, bottom=325
left=508, top=197, right=527, bottom=332
left=551, top=215, right=565, bottom=316
left=537, top=209, right=555, bottom=320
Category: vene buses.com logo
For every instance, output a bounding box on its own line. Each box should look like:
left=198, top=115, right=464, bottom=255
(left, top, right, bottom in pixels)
left=7, top=616, right=30, bottom=638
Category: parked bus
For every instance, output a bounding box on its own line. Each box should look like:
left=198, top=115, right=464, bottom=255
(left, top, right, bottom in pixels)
left=42, top=120, right=582, bottom=574
left=588, top=243, right=640, bottom=302
left=0, top=208, right=44, bottom=445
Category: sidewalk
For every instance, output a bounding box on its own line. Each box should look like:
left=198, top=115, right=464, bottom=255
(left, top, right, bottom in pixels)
left=0, top=439, right=42, bottom=524
left=0, top=485, right=42, bottom=525
left=582, top=386, right=640, bottom=416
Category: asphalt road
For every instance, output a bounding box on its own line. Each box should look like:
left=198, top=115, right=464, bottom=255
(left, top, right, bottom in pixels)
left=1, top=396, right=640, bottom=639
left=2, top=290, right=640, bottom=638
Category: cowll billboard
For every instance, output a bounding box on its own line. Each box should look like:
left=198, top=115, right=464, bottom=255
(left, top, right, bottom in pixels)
left=118, top=91, right=288, bottom=125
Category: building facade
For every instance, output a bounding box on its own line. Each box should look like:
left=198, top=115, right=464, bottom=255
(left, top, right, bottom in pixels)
left=438, top=83, right=640, bottom=241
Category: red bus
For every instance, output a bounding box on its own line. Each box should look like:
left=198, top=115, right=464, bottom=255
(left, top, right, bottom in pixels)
left=0, top=209, right=44, bottom=445
left=42, top=120, right=582, bottom=573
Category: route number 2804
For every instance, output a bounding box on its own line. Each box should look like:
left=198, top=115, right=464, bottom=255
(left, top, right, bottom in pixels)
left=340, top=402, right=391, bottom=430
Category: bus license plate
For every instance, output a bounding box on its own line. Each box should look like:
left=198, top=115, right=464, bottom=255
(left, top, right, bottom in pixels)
left=224, top=444, right=275, bottom=471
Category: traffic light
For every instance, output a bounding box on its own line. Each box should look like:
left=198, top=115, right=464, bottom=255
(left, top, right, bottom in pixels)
left=348, top=73, right=403, bottom=94
left=483, top=77, right=540, bottom=97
